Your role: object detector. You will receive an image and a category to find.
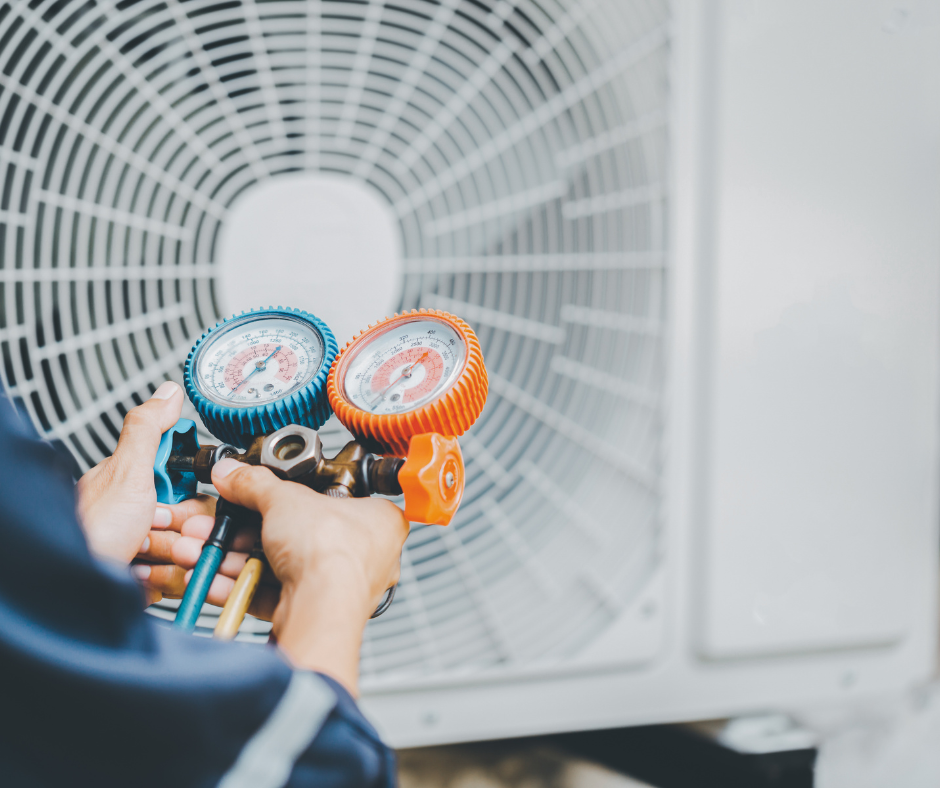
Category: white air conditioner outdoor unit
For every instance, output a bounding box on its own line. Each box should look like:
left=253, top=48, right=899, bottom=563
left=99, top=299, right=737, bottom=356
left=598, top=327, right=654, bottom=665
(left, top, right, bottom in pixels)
left=0, top=0, right=937, bottom=748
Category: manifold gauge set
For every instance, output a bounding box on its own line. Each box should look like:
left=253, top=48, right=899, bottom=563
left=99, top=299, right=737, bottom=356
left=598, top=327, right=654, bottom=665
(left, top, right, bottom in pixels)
left=154, top=306, right=487, bottom=638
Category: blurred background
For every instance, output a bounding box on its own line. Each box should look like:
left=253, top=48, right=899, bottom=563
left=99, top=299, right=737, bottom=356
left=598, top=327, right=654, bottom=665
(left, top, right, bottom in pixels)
left=0, top=1, right=938, bottom=785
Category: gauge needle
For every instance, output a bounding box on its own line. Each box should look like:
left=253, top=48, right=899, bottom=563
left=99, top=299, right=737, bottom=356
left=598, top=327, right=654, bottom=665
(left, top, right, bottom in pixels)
left=230, top=345, right=281, bottom=397
left=369, top=350, right=429, bottom=410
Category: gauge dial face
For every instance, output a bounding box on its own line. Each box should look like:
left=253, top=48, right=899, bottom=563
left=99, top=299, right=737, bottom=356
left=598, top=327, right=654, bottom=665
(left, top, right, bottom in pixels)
left=194, top=315, right=325, bottom=407
left=342, top=318, right=467, bottom=414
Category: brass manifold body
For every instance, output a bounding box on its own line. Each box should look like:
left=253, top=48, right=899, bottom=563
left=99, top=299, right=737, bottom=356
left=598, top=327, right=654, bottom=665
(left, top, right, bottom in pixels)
left=168, top=423, right=406, bottom=500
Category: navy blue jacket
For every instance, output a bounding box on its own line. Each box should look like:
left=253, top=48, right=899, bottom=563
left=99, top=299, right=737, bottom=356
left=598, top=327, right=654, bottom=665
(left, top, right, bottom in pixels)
left=0, top=395, right=395, bottom=787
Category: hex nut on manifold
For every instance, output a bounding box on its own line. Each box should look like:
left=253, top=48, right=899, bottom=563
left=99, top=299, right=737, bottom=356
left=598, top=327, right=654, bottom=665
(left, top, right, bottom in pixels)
left=260, top=425, right=322, bottom=479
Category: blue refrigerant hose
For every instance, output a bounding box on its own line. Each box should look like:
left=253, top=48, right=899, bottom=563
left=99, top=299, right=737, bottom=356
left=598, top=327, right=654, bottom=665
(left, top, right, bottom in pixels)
left=173, top=500, right=243, bottom=632
left=174, top=545, right=225, bottom=631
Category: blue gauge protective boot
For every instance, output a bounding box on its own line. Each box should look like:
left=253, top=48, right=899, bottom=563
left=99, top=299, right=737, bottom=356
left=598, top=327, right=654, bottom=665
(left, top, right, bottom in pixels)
left=183, top=307, right=338, bottom=449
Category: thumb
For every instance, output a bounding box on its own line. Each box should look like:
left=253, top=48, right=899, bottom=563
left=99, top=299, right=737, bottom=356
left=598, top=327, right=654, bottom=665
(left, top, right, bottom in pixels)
left=112, top=381, right=184, bottom=469
left=211, top=459, right=282, bottom=514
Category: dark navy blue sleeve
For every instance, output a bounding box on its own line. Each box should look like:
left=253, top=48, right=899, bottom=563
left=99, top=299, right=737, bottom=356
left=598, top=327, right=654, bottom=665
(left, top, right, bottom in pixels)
left=0, top=394, right=395, bottom=788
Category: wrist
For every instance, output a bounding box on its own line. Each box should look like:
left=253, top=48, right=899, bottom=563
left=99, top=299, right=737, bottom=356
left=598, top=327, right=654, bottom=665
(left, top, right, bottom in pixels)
left=284, top=563, right=375, bottom=625
left=273, top=564, right=374, bottom=696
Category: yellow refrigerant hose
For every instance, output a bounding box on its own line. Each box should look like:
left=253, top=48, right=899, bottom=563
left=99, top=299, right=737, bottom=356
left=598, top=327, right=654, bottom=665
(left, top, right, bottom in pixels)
left=213, top=549, right=266, bottom=640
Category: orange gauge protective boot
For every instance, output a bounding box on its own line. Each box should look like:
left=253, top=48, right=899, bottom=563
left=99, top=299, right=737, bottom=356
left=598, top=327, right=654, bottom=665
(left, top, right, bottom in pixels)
left=328, top=309, right=487, bottom=456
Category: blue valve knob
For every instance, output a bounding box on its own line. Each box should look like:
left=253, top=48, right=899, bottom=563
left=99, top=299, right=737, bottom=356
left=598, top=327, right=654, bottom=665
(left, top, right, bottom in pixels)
left=154, top=418, right=200, bottom=504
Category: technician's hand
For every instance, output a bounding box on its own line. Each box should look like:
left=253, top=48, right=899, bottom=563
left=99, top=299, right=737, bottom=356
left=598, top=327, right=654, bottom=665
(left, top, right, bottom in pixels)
left=76, top=381, right=215, bottom=604
left=173, top=459, right=409, bottom=694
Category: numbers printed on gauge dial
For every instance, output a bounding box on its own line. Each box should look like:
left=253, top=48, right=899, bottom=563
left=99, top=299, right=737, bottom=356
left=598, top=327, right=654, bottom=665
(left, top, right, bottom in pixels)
left=342, top=318, right=467, bottom=414
left=195, top=315, right=324, bottom=407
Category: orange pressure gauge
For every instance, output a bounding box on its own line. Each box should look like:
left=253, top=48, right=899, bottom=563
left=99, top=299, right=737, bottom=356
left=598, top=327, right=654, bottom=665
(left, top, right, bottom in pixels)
left=328, top=309, right=487, bottom=525
left=328, top=309, right=487, bottom=456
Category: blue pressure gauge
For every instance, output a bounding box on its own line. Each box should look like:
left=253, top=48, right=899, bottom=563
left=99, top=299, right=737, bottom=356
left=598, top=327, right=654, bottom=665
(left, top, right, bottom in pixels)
left=183, top=307, right=338, bottom=448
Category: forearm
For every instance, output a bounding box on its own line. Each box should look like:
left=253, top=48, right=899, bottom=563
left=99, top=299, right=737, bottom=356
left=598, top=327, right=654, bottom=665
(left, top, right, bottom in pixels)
left=273, top=564, right=374, bottom=697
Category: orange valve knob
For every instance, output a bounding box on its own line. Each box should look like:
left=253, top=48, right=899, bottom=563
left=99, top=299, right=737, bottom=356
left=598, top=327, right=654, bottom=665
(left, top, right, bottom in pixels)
left=399, top=434, right=465, bottom=525
left=328, top=309, right=488, bottom=456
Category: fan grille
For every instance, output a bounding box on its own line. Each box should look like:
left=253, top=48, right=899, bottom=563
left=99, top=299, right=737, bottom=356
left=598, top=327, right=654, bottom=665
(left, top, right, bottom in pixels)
left=0, top=0, right=669, bottom=684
